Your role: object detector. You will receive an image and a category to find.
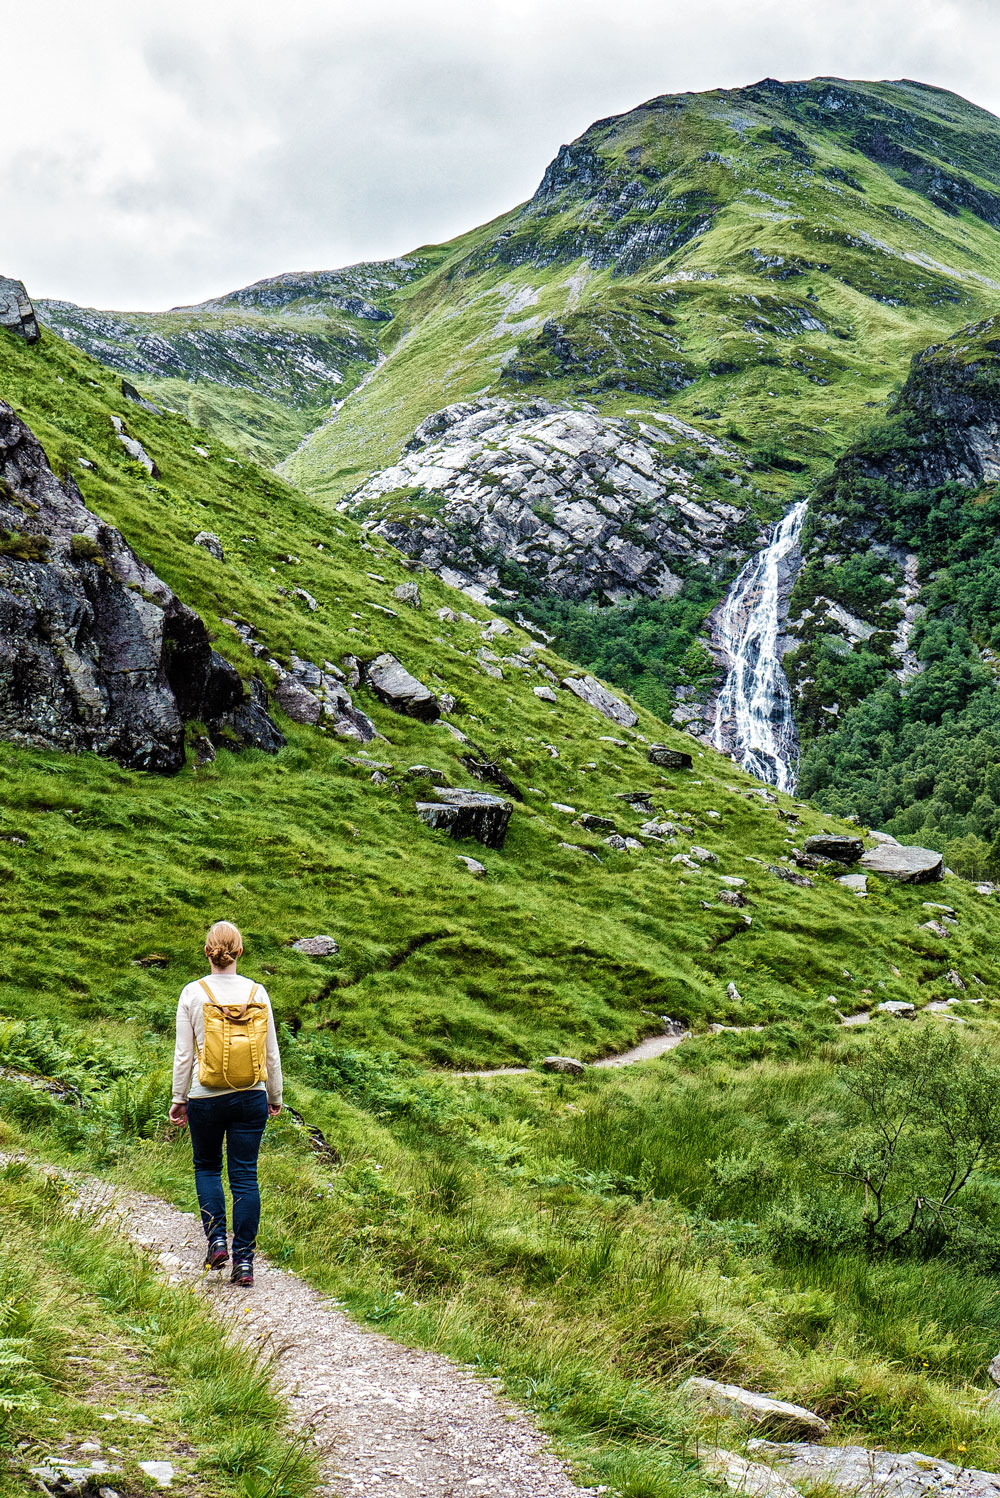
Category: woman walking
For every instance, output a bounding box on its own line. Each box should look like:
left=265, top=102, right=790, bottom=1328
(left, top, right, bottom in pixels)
left=168, top=920, right=282, bottom=1287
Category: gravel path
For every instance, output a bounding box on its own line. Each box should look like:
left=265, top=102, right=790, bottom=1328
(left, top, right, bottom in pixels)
left=448, top=1030, right=689, bottom=1079
left=62, top=1171, right=600, bottom=1498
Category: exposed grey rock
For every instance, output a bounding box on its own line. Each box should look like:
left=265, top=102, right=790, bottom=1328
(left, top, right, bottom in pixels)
left=110, top=414, right=159, bottom=477
left=839, top=873, right=868, bottom=895
left=0, top=400, right=281, bottom=771
left=727, top=981, right=743, bottom=1002
left=0, top=275, right=39, bottom=342
left=295, top=586, right=318, bottom=611
left=604, top=833, right=629, bottom=851
left=874, top=1000, right=916, bottom=1019
left=690, top=845, right=719, bottom=863
left=647, top=744, right=692, bottom=769
left=703, top=1450, right=801, bottom=1498
left=923, top=902, right=957, bottom=917
left=416, top=788, right=512, bottom=848
left=292, top=936, right=339, bottom=956
left=946, top=968, right=967, bottom=989
left=340, top=398, right=754, bottom=607
left=438, top=693, right=457, bottom=715
left=803, top=834, right=863, bottom=861
left=868, top=830, right=901, bottom=846
left=751, top=1440, right=1000, bottom=1498
left=456, top=855, right=487, bottom=877
left=719, top=890, right=748, bottom=907
left=364, top=653, right=439, bottom=721
left=768, top=865, right=815, bottom=888
left=541, top=1056, right=585, bottom=1076
left=393, top=581, right=421, bottom=608
left=860, top=843, right=943, bottom=883
left=551, top=802, right=576, bottom=814
left=193, top=530, right=224, bottom=561
left=680, top=1377, right=829, bottom=1438
left=533, top=685, right=558, bottom=703
left=988, top=1351, right=1000, bottom=1387
left=562, top=675, right=638, bottom=727
left=121, top=378, right=162, bottom=414
left=407, top=764, right=448, bottom=783
left=720, top=875, right=747, bottom=887
left=579, top=813, right=616, bottom=831
left=270, top=654, right=379, bottom=741
left=919, top=920, right=951, bottom=938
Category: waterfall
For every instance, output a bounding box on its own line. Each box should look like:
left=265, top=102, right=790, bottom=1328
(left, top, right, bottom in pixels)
left=711, top=500, right=807, bottom=793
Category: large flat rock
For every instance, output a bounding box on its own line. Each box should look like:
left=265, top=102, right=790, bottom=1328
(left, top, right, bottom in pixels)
left=680, top=1378, right=829, bottom=1439
left=416, top=788, right=512, bottom=849
left=562, top=675, right=638, bottom=727
left=752, top=1441, right=1000, bottom=1498
left=860, top=843, right=943, bottom=883
left=365, top=653, right=439, bottom=721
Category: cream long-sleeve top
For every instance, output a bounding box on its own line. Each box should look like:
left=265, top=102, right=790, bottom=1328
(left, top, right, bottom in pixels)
left=172, top=973, right=283, bottom=1105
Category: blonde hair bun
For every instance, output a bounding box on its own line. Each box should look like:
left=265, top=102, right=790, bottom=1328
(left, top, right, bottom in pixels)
left=205, top=920, right=243, bottom=966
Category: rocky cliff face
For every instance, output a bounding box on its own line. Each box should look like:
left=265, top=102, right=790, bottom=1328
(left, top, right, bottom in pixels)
left=0, top=400, right=282, bottom=771
left=0, top=277, right=39, bottom=343
left=340, top=397, right=759, bottom=606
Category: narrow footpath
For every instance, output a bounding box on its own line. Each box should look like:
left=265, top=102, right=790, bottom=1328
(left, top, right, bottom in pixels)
left=67, top=1172, right=599, bottom=1498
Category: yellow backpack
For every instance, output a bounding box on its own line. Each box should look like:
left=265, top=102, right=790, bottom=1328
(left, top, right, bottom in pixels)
left=196, top=980, right=269, bottom=1090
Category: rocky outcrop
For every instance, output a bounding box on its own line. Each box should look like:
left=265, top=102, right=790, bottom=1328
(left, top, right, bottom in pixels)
left=416, top=788, right=513, bottom=848
left=751, top=1441, right=1000, bottom=1498
left=859, top=843, right=943, bottom=882
left=0, top=276, right=39, bottom=342
left=803, top=834, right=863, bottom=861
left=269, top=653, right=379, bottom=741
left=647, top=744, right=692, bottom=769
left=0, top=400, right=282, bottom=772
left=364, top=653, right=439, bottom=721
left=562, top=675, right=638, bottom=727
left=340, top=398, right=753, bottom=607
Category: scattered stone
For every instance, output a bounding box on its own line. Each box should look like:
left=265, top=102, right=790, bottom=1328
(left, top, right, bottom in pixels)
left=295, top=587, right=319, bottom=611
left=599, top=735, right=628, bottom=746
left=919, top=921, right=950, bottom=939
left=803, top=834, right=863, bottom=861
left=720, top=875, right=747, bottom=888
left=604, top=833, right=629, bottom=851
left=364, top=654, right=440, bottom=721
left=482, top=620, right=511, bottom=638
left=110, top=414, right=159, bottom=476
left=371, top=770, right=388, bottom=784
left=719, top=890, right=748, bottom=907
left=874, top=1000, right=916, bottom=1019
left=976, top=882, right=999, bottom=895
left=647, top=744, right=693, bottom=769
left=138, top=1462, right=175, bottom=1488
left=690, top=845, right=719, bottom=863
left=270, top=654, right=379, bottom=742
left=988, top=1351, right=1000, bottom=1387
left=838, top=873, right=868, bottom=896
left=121, top=378, right=161, bottom=414
left=456, top=855, right=487, bottom=877
left=292, top=936, right=339, bottom=957
left=562, top=675, right=638, bottom=728
left=750, top=1440, right=1000, bottom=1498
left=579, top=813, right=616, bottom=832
left=0, top=275, right=39, bottom=341
left=867, top=829, right=901, bottom=846
left=541, top=1056, right=585, bottom=1076
left=703, top=1449, right=801, bottom=1498
left=193, top=530, right=224, bottom=561
left=616, top=790, right=655, bottom=812
left=438, top=693, right=458, bottom=715
left=416, top=788, right=512, bottom=849
left=727, top=981, right=743, bottom=1003
left=660, top=1016, right=687, bottom=1036
left=946, top=969, right=967, bottom=990
left=680, top=1377, right=830, bottom=1439
left=533, top=685, right=558, bottom=703
left=551, top=803, right=577, bottom=815
left=923, top=902, right=957, bottom=917
left=768, top=865, right=815, bottom=888
left=671, top=853, right=701, bottom=870
left=406, top=764, right=448, bottom=784
left=860, top=842, right=944, bottom=883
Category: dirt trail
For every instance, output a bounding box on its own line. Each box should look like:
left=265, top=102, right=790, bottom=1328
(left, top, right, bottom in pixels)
left=448, top=1029, right=690, bottom=1079
left=55, top=1171, right=600, bottom=1498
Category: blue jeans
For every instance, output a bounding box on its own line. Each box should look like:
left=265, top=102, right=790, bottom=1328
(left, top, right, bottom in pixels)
left=187, top=1090, right=269, bottom=1261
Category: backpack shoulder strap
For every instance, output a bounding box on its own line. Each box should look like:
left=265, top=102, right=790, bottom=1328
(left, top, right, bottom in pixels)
left=198, top=978, right=216, bottom=1003
left=247, top=983, right=260, bottom=1004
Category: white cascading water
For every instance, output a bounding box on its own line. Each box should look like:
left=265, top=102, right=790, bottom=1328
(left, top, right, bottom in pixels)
left=712, top=500, right=808, bottom=793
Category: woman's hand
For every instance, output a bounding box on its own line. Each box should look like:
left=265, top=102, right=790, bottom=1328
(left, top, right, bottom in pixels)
left=168, top=1101, right=188, bottom=1128
left=268, top=1102, right=283, bottom=1118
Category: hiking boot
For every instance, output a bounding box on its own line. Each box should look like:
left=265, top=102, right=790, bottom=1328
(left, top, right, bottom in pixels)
left=230, top=1258, right=254, bottom=1287
left=204, top=1236, right=229, bottom=1271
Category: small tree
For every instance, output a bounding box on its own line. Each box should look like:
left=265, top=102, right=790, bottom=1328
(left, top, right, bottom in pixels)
left=824, top=1028, right=1000, bottom=1247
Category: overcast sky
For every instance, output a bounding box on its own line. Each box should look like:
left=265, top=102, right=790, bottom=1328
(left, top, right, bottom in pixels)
left=6, top=0, right=1000, bottom=311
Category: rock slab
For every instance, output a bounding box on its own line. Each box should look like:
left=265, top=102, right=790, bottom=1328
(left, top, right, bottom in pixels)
left=803, top=834, right=863, bottom=861
left=647, top=744, right=693, bottom=769
left=416, top=788, right=512, bottom=849
left=0, top=276, right=39, bottom=342
left=680, top=1377, right=830, bottom=1439
left=751, top=1441, right=1000, bottom=1498
left=860, top=843, right=943, bottom=883
left=365, top=653, right=440, bottom=721
left=562, top=675, right=638, bottom=727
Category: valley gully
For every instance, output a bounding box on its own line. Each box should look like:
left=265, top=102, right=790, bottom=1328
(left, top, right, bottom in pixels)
left=712, top=500, right=808, bottom=793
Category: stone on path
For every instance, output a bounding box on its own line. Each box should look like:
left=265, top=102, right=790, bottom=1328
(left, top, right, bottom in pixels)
left=193, top=530, right=224, bottom=561
left=365, top=653, right=440, bottom=721
left=750, top=1440, right=1000, bottom=1498
left=804, top=834, right=863, bottom=861
left=416, top=788, right=513, bottom=849
left=874, top=1000, right=915, bottom=1019
left=541, top=1056, right=585, bottom=1076
left=561, top=675, right=638, bottom=728
left=680, top=1377, right=830, bottom=1439
left=860, top=843, right=943, bottom=883
left=292, top=935, right=339, bottom=956
left=647, top=744, right=692, bottom=769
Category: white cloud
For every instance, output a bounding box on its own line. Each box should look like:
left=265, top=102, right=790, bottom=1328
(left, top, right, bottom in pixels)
left=3, top=0, right=999, bottom=309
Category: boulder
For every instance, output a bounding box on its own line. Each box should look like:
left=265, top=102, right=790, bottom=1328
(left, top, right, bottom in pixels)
left=121, top=379, right=162, bottom=414
left=562, top=675, right=638, bottom=727
left=407, top=764, right=448, bottom=784
left=803, top=834, right=863, bottom=862
left=292, top=935, right=339, bottom=957
left=838, top=873, right=868, bottom=896
left=0, top=276, right=39, bottom=342
left=416, top=788, right=512, bottom=849
left=647, top=744, right=692, bottom=769
left=0, top=400, right=282, bottom=771
left=868, top=829, right=901, bottom=845
left=749, top=1440, right=1000, bottom=1498
left=719, top=890, right=748, bottom=907
left=874, top=1000, right=916, bottom=1019
left=541, top=1056, right=585, bottom=1076
left=579, top=813, right=616, bottom=832
left=690, top=845, right=719, bottom=863
left=193, top=531, right=224, bottom=561
left=110, top=415, right=159, bottom=477
left=860, top=843, right=943, bottom=883
left=270, top=655, right=379, bottom=741
left=768, top=865, right=815, bottom=888
left=456, top=855, right=487, bottom=877
left=393, top=581, right=421, bottom=608
left=680, top=1378, right=829, bottom=1439
left=703, top=1450, right=801, bottom=1498
left=533, top=685, right=558, bottom=703
left=365, top=653, right=440, bottom=721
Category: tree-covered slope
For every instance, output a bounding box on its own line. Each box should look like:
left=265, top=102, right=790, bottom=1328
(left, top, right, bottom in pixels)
left=788, top=316, right=1000, bottom=878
